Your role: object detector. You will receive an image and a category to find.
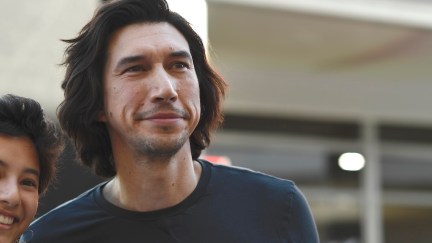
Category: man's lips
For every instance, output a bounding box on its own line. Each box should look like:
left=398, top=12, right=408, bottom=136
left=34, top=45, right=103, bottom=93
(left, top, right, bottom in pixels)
left=145, top=112, right=183, bottom=120
left=143, top=112, right=184, bottom=125
left=134, top=107, right=188, bottom=121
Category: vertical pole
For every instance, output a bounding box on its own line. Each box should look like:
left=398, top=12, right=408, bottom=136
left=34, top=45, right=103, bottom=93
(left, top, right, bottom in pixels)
left=361, top=119, right=384, bottom=243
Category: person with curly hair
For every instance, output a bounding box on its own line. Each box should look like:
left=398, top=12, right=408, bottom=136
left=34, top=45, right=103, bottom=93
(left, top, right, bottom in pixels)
left=0, top=94, right=63, bottom=243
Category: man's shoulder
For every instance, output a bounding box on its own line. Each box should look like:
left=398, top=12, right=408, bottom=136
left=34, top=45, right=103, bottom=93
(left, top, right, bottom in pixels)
left=204, top=160, right=298, bottom=196
left=203, top=160, right=310, bottom=221
left=209, top=161, right=294, bottom=185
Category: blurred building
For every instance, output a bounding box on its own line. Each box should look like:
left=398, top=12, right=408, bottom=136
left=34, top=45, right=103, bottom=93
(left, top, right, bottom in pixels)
left=1, top=0, right=432, bottom=242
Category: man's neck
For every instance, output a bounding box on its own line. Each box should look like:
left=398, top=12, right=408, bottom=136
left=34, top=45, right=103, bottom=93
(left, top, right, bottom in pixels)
left=102, top=148, right=202, bottom=212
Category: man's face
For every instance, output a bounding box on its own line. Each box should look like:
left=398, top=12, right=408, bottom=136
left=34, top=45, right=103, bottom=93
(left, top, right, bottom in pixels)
left=100, top=22, right=201, bottom=158
left=0, top=135, right=39, bottom=243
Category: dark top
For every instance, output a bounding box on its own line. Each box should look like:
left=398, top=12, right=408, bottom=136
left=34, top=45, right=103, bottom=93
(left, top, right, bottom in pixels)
left=24, top=160, right=319, bottom=243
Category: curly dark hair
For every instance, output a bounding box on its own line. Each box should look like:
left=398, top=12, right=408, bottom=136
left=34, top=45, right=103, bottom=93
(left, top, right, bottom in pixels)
left=0, top=94, right=64, bottom=195
left=57, top=0, right=227, bottom=178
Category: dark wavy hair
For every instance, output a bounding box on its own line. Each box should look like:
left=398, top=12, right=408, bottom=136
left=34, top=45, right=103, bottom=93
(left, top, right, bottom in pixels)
left=0, top=94, right=64, bottom=195
left=57, top=0, right=227, bottom=178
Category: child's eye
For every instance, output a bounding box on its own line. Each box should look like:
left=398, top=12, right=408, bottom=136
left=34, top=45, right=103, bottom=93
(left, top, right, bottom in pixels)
left=21, top=179, right=38, bottom=189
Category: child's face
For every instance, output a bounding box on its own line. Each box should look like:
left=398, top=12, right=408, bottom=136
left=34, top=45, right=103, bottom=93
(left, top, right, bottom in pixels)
left=0, top=134, right=39, bottom=243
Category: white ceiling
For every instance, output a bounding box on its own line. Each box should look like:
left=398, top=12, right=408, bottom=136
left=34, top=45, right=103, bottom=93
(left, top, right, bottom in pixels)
left=207, top=0, right=432, bottom=125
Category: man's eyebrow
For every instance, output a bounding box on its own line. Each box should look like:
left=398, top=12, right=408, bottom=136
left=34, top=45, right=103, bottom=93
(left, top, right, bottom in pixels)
left=169, top=50, right=192, bottom=61
left=114, top=55, right=147, bottom=70
left=114, top=51, right=192, bottom=70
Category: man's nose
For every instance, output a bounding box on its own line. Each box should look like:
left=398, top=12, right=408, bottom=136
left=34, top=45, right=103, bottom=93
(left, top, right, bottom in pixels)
left=149, top=67, right=178, bottom=103
left=0, top=180, right=20, bottom=208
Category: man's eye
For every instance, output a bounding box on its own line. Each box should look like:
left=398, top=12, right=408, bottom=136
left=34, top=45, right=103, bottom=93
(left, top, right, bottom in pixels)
left=173, top=62, right=189, bottom=69
left=124, top=65, right=145, bottom=73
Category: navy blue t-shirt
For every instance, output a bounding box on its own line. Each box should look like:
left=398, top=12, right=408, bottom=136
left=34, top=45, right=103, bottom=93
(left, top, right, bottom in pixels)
left=24, top=160, right=319, bottom=242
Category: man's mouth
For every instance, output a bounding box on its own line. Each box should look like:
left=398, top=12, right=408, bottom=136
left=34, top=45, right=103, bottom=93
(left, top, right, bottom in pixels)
left=0, top=214, right=14, bottom=225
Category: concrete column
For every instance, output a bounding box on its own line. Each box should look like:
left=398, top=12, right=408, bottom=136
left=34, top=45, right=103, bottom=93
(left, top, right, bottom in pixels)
left=361, top=119, right=384, bottom=243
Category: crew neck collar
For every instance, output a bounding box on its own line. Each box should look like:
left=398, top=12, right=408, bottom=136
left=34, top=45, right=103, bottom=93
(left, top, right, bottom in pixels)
left=94, top=159, right=211, bottom=220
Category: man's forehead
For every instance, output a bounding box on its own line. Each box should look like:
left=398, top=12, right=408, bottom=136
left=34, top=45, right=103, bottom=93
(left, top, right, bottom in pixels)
left=106, top=23, right=191, bottom=66
left=109, top=22, right=189, bottom=50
